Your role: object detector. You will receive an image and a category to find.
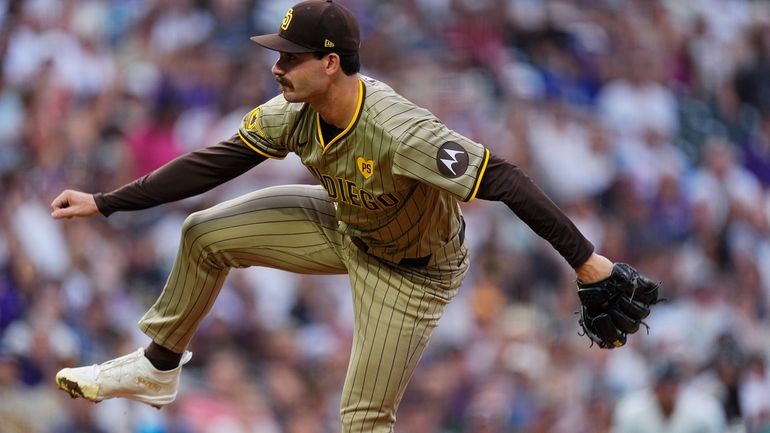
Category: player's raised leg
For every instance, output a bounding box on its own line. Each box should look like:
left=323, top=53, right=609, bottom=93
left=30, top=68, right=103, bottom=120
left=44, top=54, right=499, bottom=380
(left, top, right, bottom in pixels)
left=140, top=184, right=346, bottom=352
left=56, top=185, right=347, bottom=407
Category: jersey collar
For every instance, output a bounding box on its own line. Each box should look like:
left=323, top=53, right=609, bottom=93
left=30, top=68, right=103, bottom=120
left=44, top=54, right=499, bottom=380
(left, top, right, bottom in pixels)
left=316, top=79, right=365, bottom=152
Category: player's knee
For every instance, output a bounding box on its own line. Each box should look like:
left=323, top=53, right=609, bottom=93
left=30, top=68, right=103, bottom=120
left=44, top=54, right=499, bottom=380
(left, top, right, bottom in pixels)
left=180, top=211, right=212, bottom=243
left=180, top=211, right=229, bottom=267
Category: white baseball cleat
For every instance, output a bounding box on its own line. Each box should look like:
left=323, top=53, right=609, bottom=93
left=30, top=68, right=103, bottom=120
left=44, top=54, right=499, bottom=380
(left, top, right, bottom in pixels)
left=56, top=347, right=192, bottom=409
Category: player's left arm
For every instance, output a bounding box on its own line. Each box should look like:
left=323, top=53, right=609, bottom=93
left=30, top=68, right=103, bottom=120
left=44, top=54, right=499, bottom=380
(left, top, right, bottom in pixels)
left=477, top=154, right=662, bottom=348
left=475, top=153, right=600, bottom=270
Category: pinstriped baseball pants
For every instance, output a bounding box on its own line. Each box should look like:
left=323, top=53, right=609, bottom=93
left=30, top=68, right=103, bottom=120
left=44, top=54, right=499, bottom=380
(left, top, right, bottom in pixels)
left=138, top=184, right=467, bottom=433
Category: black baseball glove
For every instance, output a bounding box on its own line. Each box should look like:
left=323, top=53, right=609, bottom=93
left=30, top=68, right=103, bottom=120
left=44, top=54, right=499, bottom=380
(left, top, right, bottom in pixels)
left=577, top=263, right=661, bottom=349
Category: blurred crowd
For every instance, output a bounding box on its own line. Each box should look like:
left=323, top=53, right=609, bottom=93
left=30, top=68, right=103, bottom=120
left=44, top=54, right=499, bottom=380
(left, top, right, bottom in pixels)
left=1, top=0, right=770, bottom=432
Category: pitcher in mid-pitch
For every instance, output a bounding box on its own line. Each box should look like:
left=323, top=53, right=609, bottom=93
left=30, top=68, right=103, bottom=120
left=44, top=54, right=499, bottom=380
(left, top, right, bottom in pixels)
left=51, top=1, right=621, bottom=431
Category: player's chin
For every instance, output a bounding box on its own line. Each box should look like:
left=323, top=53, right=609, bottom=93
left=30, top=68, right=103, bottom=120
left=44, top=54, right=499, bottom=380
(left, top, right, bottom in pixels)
left=281, top=90, right=302, bottom=103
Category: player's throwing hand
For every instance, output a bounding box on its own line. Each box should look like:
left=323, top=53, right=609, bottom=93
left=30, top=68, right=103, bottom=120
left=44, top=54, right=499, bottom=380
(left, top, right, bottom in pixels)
left=51, top=189, right=99, bottom=219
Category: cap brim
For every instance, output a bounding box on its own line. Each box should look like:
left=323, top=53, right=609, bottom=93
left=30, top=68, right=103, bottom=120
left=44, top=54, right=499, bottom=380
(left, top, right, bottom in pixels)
left=250, top=34, right=315, bottom=53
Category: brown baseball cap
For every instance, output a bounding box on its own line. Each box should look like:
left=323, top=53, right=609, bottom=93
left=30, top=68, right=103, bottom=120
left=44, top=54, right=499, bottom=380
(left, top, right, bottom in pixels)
left=251, top=0, right=360, bottom=55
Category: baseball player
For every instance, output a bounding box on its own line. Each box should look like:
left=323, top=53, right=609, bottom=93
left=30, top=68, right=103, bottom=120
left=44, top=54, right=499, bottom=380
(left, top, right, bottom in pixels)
left=50, top=1, right=657, bottom=432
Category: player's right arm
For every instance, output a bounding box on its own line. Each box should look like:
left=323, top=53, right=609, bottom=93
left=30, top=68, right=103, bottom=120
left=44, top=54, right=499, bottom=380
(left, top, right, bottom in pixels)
left=51, top=134, right=266, bottom=219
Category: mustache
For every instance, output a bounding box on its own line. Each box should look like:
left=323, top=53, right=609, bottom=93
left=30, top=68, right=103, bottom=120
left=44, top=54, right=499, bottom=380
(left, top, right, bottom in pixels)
left=275, top=76, right=291, bottom=87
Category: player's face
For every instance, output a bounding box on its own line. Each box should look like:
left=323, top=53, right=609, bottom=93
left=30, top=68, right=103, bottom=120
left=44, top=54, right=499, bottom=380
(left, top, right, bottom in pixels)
left=271, top=52, right=329, bottom=103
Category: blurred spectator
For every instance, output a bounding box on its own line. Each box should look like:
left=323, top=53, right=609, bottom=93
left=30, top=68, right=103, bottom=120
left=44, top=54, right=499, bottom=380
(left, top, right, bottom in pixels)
left=740, top=352, right=770, bottom=433
left=613, top=360, right=726, bottom=433
left=180, top=349, right=282, bottom=433
left=124, top=79, right=184, bottom=177
left=596, top=50, right=678, bottom=142
left=0, top=347, right=67, bottom=433
left=527, top=102, right=615, bottom=202
left=734, top=23, right=770, bottom=116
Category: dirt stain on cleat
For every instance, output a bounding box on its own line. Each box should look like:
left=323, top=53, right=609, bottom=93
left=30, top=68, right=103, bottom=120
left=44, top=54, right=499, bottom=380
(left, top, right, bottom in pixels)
left=57, top=377, right=85, bottom=399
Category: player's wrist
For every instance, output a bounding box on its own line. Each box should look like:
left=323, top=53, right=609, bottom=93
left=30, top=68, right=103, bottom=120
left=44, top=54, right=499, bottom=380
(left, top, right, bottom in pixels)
left=575, top=253, right=613, bottom=284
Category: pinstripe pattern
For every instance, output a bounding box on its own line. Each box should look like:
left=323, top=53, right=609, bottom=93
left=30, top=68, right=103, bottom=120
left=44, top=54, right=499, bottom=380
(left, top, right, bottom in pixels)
left=239, top=76, right=487, bottom=266
left=138, top=184, right=468, bottom=432
left=142, top=76, right=484, bottom=432
left=139, top=185, right=347, bottom=352
left=339, top=238, right=465, bottom=432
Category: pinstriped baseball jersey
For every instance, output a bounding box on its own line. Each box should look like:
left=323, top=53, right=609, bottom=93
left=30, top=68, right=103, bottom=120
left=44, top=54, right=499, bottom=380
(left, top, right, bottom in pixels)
left=238, top=75, right=490, bottom=264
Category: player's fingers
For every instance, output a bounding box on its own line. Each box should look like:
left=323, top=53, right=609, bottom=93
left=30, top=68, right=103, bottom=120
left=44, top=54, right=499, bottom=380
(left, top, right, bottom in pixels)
left=50, top=190, right=72, bottom=211
left=591, top=313, right=626, bottom=348
left=610, top=308, right=641, bottom=334
left=51, top=206, right=77, bottom=219
left=634, top=278, right=660, bottom=305
left=618, top=296, right=650, bottom=321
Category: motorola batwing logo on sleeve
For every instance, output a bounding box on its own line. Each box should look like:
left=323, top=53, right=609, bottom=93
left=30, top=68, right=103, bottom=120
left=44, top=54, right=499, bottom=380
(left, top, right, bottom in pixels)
left=436, top=142, right=469, bottom=178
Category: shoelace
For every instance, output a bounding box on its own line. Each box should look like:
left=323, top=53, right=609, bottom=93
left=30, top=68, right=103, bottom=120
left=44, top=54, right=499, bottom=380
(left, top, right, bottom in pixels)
left=95, top=350, right=149, bottom=385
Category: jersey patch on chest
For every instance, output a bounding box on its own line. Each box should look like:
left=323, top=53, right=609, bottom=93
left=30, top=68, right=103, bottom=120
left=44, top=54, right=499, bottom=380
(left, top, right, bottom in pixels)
left=356, top=157, right=374, bottom=179
left=437, top=141, right=469, bottom=178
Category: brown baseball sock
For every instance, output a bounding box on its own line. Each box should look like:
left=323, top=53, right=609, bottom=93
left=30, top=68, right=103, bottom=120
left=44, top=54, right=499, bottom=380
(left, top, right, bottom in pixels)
left=144, top=341, right=183, bottom=371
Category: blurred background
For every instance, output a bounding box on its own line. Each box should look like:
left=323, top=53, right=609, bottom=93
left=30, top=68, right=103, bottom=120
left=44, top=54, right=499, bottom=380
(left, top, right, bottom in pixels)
left=1, top=0, right=770, bottom=432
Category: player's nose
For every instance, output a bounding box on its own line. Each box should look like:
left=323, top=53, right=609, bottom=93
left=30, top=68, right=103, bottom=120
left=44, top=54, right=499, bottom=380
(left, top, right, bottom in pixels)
left=272, top=61, right=284, bottom=76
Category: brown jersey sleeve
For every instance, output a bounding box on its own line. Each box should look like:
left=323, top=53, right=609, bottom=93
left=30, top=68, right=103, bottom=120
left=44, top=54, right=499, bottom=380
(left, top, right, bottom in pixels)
left=475, top=153, right=594, bottom=268
left=94, top=134, right=266, bottom=216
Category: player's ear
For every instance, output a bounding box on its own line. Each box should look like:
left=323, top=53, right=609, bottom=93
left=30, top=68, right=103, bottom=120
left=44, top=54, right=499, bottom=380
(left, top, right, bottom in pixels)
left=323, top=53, right=341, bottom=76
